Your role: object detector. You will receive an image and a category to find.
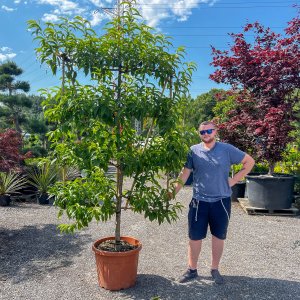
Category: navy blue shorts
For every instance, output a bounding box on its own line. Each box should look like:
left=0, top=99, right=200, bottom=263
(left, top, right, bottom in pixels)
left=188, top=197, right=231, bottom=240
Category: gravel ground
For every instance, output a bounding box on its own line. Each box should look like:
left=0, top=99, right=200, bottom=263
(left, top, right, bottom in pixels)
left=1, top=186, right=300, bottom=300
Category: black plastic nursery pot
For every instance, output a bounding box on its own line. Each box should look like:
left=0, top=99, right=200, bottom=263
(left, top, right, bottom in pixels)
left=0, top=195, right=11, bottom=206
left=245, top=173, right=295, bottom=209
left=231, top=182, right=246, bottom=202
left=38, top=193, right=50, bottom=205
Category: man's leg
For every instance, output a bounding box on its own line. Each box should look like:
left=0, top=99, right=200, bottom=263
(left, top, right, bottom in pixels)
left=209, top=198, right=231, bottom=284
left=211, top=235, right=224, bottom=270
left=179, top=199, right=208, bottom=283
left=210, top=235, right=225, bottom=284
left=188, top=239, right=202, bottom=269
left=178, top=239, right=202, bottom=283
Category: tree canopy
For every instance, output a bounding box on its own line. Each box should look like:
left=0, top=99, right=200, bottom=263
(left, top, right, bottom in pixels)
left=210, top=11, right=300, bottom=174
left=0, top=61, right=32, bottom=133
left=28, top=2, right=196, bottom=242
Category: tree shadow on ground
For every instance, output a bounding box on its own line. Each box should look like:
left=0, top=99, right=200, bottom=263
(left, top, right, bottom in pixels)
left=0, top=224, right=91, bottom=283
left=118, top=274, right=300, bottom=300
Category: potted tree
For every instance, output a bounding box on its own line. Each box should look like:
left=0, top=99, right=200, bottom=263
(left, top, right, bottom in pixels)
left=28, top=1, right=195, bottom=291
left=0, top=172, right=28, bottom=206
left=210, top=13, right=300, bottom=209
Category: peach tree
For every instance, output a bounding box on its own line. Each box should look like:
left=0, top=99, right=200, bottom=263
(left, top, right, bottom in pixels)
left=28, top=3, right=196, bottom=249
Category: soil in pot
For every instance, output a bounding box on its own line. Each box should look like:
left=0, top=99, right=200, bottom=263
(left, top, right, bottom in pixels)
left=96, top=239, right=139, bottom=252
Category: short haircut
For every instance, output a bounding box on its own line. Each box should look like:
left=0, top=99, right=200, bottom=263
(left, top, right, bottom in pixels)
left=199, top=121, right=216, bottom=128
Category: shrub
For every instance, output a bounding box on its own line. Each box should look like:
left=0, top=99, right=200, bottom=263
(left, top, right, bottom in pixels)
left=0, top=129, right=31, bottom=172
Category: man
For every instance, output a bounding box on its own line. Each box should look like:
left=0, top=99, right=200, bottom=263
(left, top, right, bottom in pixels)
left=173, top=121, right=255, bottom=284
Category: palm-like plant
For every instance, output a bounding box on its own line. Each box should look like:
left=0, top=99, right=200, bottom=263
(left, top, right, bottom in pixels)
left=27, top=162, right=57, bottom=195
left=0, top=172, right=28, bottom=206
left=57, top=165, right=81, bottom=183
left=0, top=172, right=27, bottom=195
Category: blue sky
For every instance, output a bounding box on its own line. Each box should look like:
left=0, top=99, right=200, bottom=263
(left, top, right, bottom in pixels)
left=0, top=0, right=298, bottom=98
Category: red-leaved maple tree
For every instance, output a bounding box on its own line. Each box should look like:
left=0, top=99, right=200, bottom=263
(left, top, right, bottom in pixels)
left=0, top=129, right=31, bottom=172
left=210, top=11, right=300, bottom=175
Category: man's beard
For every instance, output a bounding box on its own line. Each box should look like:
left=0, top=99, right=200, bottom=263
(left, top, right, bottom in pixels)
left=201, top=136, right=214, bottom=144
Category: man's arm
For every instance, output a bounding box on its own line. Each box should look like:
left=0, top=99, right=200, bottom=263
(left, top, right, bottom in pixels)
left=173, top=167, right=193, bottom=195
left=228, top=154, right=255, bottom=187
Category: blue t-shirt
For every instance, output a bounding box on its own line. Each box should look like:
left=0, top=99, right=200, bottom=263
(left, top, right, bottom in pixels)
left=184, top=142, right=245, bottom=202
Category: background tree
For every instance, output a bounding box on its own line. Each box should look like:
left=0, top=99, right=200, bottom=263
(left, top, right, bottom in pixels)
left=24, top=95, right=50, bottom=157
left=210, top=12, right=300, bottom=174
left=284, top=88, right=300, bottom=191
left=0, top=61, right=32, bottom=133
left=184, top=88, right=226, bottom=129
left=292, top=89, right=300, bottom=144
left=0, top=129, right=31, bottom=172
left=212, top=90, right=237, bottom=124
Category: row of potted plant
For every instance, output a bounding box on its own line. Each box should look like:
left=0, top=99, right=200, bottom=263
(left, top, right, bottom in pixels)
left=0, top=162, right=80, bottom=206
left=229, top=160, right=300, bottom=208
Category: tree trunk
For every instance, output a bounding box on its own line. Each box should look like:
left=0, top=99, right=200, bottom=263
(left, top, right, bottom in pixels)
left=114, top=61, right=123, bottom=251
left=115, top=165, right=123, bottom=251
left=268, top=162, right=275, bottom=176
left=13, top=115, right=22, bottom=134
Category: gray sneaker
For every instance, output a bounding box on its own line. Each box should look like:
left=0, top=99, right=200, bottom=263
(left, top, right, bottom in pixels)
left=211, top=269, right=224, bottom=284
left=178, top=269, right=198, bottom=283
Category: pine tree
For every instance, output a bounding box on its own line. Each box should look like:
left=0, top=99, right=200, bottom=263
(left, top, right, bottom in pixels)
left=0, top=61, right=32, bottom=133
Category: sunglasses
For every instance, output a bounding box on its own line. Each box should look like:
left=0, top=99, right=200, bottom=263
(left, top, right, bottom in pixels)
left=199, top=129, right=215, bottom=135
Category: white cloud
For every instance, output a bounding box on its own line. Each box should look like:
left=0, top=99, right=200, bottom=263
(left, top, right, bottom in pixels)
left=36, top=0, right=111, bottom=26
left=88, top=0, right=217, bottom=27
left=42, top=13, right=60, bottom=22
left=34, top=0, right=217, bottom=28
left=0, top=48, right=17, bottom=62
left=1, top=5, right=16, bottom=12
left=89, top=0, right=114, bottom=7
left=37, top=0, right=78, bottom=12
left=136, top=0, right=216, bottom=27
left=1, top=47, right=12, bottom=52
left=89, top=0, right=103, bottom=7
left=36, top=0, right=85, bottom=15
left=14, top=0, right=21, bottom=4
left=90, top=11, right=106, bottom=26
left=36, top=0, right=86, bottom=21
left=209, top=0, right=219, bottom=6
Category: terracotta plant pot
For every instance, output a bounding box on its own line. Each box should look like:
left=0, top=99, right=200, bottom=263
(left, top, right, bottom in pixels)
left=92, top=236, right=142, bottom=291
